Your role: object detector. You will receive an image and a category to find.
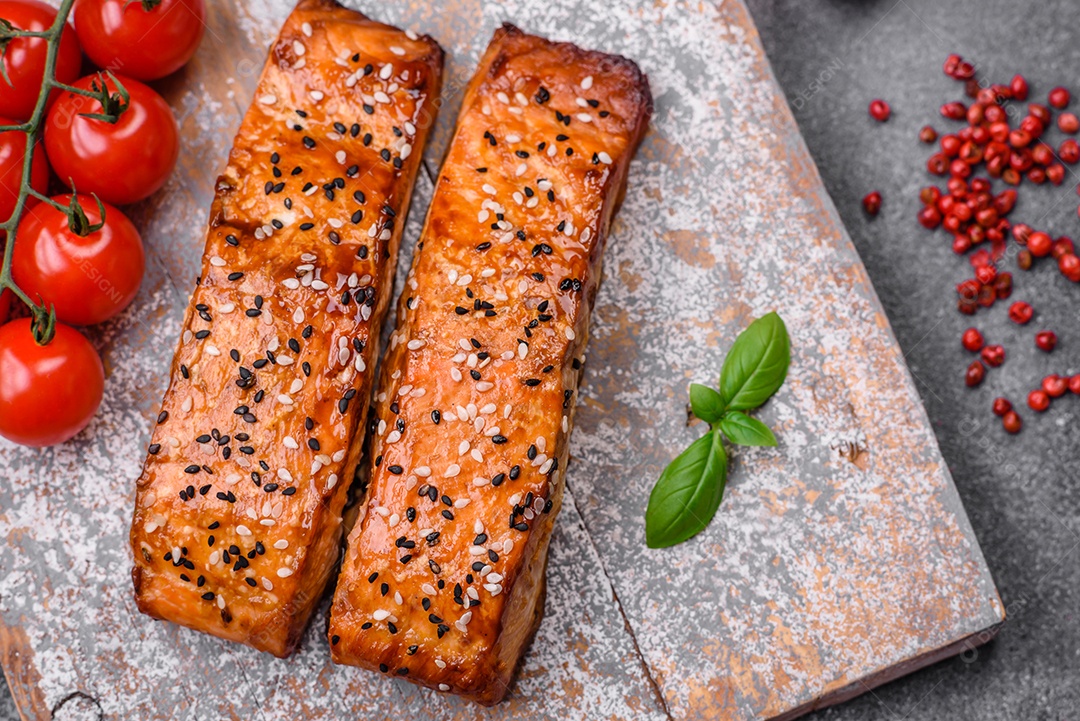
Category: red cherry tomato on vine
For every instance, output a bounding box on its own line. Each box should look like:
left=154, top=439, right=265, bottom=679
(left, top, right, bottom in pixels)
left=0, top=318, right=104, bottom=447
left=0, top=0, right=82, bottom=121
left=44, top=74, right=179, bottom=205
left=0, top=116, right=49, bottom=223
left=13, top=194, right=145, bottom=325
left=74, top=0, right=206, bottom=81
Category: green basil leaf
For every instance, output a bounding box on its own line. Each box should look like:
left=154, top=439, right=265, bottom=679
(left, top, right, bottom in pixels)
left=719, top=411, right=777, bottom=446
left=689, top=383, right=725, bottom=423
left=645, top=431, right=728, bottom=548
left=719, top=312, right=790, bottom=411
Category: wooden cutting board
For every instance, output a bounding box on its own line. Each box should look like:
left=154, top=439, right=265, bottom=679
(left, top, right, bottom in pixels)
left=0, top=1, right=1004, bottom=719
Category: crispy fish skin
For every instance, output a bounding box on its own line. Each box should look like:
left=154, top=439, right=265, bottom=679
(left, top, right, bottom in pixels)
left=129, top=0, right=443, bottom=658
left=328, top=23, right=651, bottom=704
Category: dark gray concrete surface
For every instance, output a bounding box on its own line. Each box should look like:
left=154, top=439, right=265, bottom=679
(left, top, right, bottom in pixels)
left=743, top=0, right=1080, bottom=719
left=1, top=1, right=1076, bottom=719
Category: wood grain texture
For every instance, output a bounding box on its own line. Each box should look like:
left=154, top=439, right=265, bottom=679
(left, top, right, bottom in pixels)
left=0, top=0, right=1002, bottom=719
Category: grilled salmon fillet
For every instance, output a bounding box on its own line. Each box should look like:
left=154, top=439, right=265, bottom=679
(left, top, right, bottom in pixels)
left=129, top=0, right=443, bottom=658
left=327, top=24, right=651, bottom=703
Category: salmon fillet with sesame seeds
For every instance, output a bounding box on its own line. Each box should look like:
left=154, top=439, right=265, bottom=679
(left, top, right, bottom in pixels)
left=129, top=0, right=443, bottom=658
left=327, top=24, right=652, bottom=704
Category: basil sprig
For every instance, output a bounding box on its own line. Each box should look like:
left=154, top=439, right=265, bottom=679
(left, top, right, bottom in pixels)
left=645, top=312, right=790, bottom=548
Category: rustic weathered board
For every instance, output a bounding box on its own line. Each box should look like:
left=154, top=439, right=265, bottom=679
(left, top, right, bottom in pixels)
left=0, top=1, right=1003, bottom=719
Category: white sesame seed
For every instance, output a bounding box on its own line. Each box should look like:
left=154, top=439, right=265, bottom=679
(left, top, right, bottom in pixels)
left=581, top=75, right=593, bottom=89
left=301, top=21, right=312, bottom=36
left=293, top=41, right=306, bottom=56
left=258, top=94, right=276, bottom=105
left=277, top=567, right=294, bottom=578
left=274, top=539, right=289, bottom=550
left=597, top=151, right=613, bottom=164
left=373, top=609, right=390, bottom=620
left=444, top=464, right=461, bottom=478
left=415, top=466, right=431, bottom=477
left=390, top=46, right=405, bottom=56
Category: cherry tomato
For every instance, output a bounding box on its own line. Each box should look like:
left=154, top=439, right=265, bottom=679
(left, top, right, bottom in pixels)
left=44, top=73, right=179, bottom=205
left=0, top=0, right=82, bottom=121
left=0, top=318, right=104, bottom=447
left=74, top=0, right=206, bottom=81
left=0, top=116, right=49, bottom=223
left=12, top=194, right=144, bottom=325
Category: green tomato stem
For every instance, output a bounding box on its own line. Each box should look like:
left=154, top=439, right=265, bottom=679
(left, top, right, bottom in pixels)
left=0, top=0, right=79, bottom=334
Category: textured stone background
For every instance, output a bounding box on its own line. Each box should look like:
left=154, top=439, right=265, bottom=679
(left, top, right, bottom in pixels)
left=740, top=0, right=1080, bottom=718
left=3, top=0, right=1073, bottom=718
